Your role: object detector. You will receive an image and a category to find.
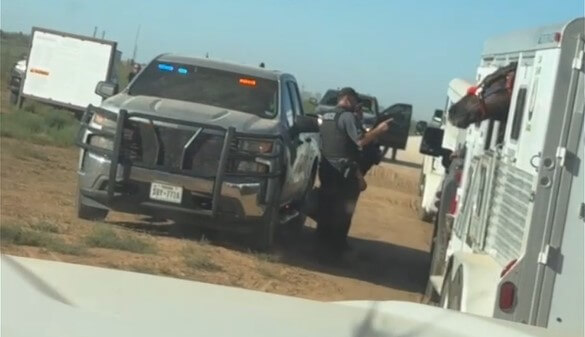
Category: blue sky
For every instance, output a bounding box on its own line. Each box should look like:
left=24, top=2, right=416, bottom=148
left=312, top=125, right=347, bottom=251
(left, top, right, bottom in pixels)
left=1, top=0, right=582, bottom=119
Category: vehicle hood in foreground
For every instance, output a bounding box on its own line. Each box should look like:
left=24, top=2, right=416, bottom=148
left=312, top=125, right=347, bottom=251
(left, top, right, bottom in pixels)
left=1, top=255, right=562, bottom=337
left=101, top=93, right=281, bottom=135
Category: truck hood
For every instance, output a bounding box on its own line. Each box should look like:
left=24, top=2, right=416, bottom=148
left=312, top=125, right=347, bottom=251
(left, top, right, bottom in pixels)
left=1, top=255, right=561, bottom=337
left=101, top=94, right=281, bottom=135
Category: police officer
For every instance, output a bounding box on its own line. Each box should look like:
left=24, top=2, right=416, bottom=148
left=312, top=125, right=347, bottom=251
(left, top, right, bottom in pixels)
left=316, top=87, right=390, bottom=251
left=354, top=103, right=384, bottom=176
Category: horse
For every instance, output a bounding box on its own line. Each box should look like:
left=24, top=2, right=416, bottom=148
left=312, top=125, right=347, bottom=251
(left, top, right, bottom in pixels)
left=448, top=62, right=518, bottom=129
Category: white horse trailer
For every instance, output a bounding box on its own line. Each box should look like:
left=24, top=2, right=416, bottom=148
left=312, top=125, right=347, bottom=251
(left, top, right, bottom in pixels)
left=419, top=79, right=471, bottom=222
left=428, top=18, right=584, bottom=336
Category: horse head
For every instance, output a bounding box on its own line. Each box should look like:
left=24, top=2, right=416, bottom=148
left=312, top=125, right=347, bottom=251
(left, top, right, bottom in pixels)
left=448, top=62, right=518, bottom=129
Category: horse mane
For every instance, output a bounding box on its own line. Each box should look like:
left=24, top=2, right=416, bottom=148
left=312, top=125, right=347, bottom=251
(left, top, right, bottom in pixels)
left=480, top=62, right=518, bottom=88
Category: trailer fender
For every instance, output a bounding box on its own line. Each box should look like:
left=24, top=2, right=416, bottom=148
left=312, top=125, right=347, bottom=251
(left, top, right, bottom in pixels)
left=450, top=252, right=502, bottom=317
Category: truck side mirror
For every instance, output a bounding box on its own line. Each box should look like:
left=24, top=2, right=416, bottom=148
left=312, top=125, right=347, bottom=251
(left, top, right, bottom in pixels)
left=292, top=115, right=320, bottom=135
left=419, top=126, right=444, bottom=156
left=415, top=121, right=428, bottom=135
left=95, top=81, right=118, bottom=98
left=433, top=109, right=444, bottom=120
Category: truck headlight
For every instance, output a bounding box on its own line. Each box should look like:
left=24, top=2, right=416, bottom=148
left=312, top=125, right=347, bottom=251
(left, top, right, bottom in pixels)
left=90, top=111, right=117, bottom=130
left=88, top=134, right=113, bottom=150
left=238, top=139, right=273, bottom=153
left=235, top=160, right=268, bottom=173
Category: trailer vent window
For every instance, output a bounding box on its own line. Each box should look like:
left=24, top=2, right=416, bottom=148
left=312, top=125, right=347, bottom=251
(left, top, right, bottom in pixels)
left=511, top=88, right=527, bottom=141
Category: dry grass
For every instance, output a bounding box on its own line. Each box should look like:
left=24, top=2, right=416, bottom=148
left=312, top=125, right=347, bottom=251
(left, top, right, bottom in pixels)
left=181, top=244, right=223, bottom=272
left=0, top=222, right=87, bottom=256
left=85, top=225, right=157, bottom=254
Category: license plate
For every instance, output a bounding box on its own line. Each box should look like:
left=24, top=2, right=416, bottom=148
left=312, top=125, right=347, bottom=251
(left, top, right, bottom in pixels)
left=149, top=182, right=183, bottom=204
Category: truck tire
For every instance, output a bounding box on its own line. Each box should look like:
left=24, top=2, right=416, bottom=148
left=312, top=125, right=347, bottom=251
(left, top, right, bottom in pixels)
left=77, top=193, right=108, bottom=221
left=289, top=163, right=318, bottom=234
left=251, top=176, right=284, bottom=251
left=252, top=206, right=278, bottom=251
left=418, top=207, right=433, bottom=222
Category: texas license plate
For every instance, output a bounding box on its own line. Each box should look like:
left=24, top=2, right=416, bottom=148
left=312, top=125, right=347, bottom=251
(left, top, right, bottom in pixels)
left=149, top=182, right=183, bottom=204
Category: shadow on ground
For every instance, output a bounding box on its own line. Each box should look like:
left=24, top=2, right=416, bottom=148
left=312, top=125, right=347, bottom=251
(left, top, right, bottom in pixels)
left=380, top=158, right=422, bottom=169
left=110, top=217, right=430, bottom=295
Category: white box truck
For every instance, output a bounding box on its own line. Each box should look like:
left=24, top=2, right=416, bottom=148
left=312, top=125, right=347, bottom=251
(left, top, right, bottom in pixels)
left=18, top=27, right=121, bottom=112
left=423, top=18, right=584, bottom=336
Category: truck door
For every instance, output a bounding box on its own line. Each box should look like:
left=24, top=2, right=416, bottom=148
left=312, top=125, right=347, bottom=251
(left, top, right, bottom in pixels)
left=376, top=103, right=413, bottom=150
left=279, top=80, right=309, bottom=203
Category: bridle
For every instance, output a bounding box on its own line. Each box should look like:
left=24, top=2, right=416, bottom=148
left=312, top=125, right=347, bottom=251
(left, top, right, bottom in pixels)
left=466, top=71, right=516, bottom=120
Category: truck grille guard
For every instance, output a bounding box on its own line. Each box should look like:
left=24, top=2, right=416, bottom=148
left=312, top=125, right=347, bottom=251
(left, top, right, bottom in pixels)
left=76, top=105, right=284, bottom=217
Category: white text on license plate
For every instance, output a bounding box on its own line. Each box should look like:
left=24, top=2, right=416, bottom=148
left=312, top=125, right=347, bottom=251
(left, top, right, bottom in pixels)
left=149, top=182, right=183, bottom=204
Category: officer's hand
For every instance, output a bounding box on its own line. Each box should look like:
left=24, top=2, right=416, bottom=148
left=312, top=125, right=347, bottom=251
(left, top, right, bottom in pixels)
left=375, top=119, right=392, bottom=134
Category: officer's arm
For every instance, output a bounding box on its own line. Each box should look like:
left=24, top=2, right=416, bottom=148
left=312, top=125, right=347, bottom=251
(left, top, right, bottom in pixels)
left=358, top=119, right=392, bottom=147
left=358, top=128, right=382, bottom=147
left=338, top=112, right=361, bottom=148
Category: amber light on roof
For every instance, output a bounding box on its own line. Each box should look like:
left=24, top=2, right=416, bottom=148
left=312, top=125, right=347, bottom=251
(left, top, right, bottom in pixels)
left=239, top=78, right=256, bottom=86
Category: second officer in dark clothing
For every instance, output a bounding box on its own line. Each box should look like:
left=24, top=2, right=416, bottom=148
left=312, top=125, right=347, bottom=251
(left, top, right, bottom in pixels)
left=316, top=87, right=390, bottom=251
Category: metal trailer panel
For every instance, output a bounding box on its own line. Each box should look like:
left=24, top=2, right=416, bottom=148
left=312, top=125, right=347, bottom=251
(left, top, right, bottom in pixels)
left=483, top=159, right=534, bottom=265
left=21, top=27, right=117, bottom=111
left=482, top=21, right=565, bottom=57
left=493, top=18, right=584, bottom=334
left=545, top=93, right=584, bottom=335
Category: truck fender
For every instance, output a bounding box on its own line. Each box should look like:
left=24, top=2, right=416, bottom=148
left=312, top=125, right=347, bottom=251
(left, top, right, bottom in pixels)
left=448, top=252, right=502, bottom=317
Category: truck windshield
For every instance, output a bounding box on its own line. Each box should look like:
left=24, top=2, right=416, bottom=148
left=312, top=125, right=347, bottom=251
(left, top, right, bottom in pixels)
left=128, top=62, right=279, bottom=118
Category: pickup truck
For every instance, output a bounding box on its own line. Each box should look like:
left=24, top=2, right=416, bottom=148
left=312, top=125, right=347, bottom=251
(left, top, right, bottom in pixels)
left=8, top=58, right=26, bottom=105
left=76, top=54, right=320, bottom=249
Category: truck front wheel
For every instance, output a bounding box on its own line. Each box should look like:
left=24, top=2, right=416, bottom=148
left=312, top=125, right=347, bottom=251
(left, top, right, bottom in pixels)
left=252, top=207, right=278, bottom=251
left=77, top=193, right=108, bottom=221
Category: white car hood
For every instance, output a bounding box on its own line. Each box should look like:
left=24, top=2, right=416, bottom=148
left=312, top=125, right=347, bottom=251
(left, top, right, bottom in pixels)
left=0, top=255, right=561, bottom=337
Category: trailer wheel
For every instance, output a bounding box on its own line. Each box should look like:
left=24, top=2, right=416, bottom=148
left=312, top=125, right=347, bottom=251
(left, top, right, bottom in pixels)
left=418, top=172, right=425, bottom=197
left=9, top=92, right=18, bottom=105
left=77, top=193, right=108, bottom=221
left=440, top=266, right=462, bottom=310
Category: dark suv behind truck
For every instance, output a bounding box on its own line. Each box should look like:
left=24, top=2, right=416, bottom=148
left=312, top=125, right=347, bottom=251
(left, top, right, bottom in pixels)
left=76, top=54, right=320, bottom=249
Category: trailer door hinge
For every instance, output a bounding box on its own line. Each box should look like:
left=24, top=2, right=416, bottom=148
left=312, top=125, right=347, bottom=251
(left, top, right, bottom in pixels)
left=556, top=147, right=567, bottom=167
left=573, top=50, right=584, bottom=70
left=538, top=245, right=562, bottom=273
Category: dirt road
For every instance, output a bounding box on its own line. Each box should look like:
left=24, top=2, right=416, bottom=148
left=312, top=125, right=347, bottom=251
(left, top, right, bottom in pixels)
left=0, top=137, right=432, bottom=302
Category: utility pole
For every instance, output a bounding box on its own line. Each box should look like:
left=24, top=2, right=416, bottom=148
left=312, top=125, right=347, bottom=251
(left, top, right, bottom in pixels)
left=93, top=26, right=98, bottom=38
left=131, top=24, right=141, bottom=64
left=205, top=52, right=209, bottom=59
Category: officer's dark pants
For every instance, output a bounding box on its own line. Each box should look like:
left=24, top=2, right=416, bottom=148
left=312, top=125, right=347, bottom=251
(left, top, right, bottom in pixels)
left=359, top=143, right=382, bottom=175
left=316, top=159, right=361, bottom=248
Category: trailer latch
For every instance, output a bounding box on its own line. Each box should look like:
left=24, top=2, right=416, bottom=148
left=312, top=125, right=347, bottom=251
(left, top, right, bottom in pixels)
left=537, top=244, right=562, bottom=273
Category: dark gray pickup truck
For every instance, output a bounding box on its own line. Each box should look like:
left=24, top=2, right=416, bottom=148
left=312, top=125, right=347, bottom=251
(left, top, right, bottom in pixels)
left=76, top=54, right=320, bottom=249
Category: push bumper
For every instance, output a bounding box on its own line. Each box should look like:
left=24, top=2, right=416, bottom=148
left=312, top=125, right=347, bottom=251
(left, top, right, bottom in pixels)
left=76, top=106, right=283, bottom=225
